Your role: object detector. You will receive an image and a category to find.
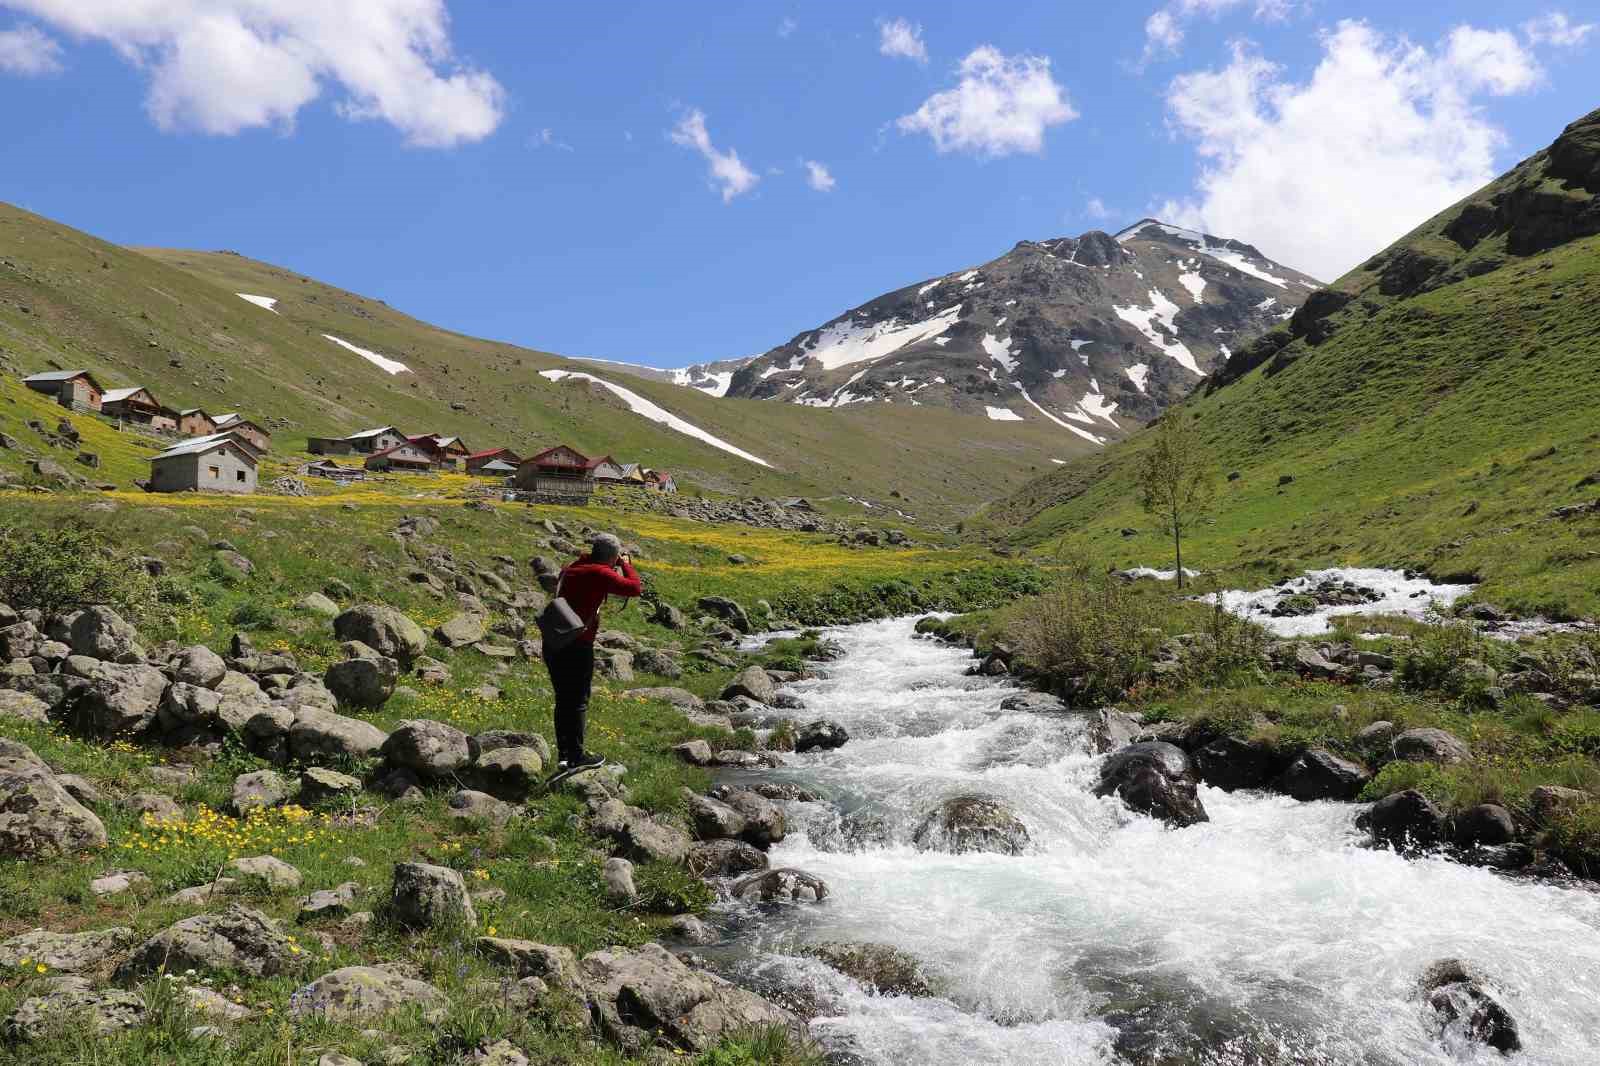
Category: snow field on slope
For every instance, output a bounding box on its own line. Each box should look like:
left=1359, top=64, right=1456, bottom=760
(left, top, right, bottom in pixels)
left=805, top=305, right=962, bottom=371
left=1113, top=289, right=1201, bottom=374
left=538, top=369, right=772, bottom=467
left=235, top=293, right=278, bottom=313
left=323, top=334, right=411, bottom=375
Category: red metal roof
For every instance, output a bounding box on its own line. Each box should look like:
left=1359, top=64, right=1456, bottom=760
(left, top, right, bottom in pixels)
left=467, top=447, right=518, bottom=461
left=526, top=444, right=590, bottom=466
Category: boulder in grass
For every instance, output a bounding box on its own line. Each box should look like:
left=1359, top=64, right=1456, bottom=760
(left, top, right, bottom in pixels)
left=323, top=644, right=399, bottom=709
left=70, top=663, right=169, bottom=737
left=68, top=606, right=145, bottom=663
left=0, top=927, right=134, bottom=973
left=228, top=855, right=303, bottom=890
left=172, top=645, right=227, bottom=688
left=390, top=862, right=477, bottom=930
left=288, top=965, right=446, bottom=1020
left=1392, top=728, right=1471, bottom=766
left=333, top=605, right=426, bottom=669
left=721, top=665, right=775, bottom=705
left=117, top=904, right=298, bottom=979
left=468, top=746, right=544, bottom=802
left=381, top=719, right=471, bottom=779
left=288, top=707, right=387, bottom=762
left=476, top=937, right=580, bottom=990
left=0, top=690, right=48, bottom=725
left=4, top=976, right=147, bottom=1042
left=0, top=757, right=108, bottom=858
left=299, top=767, right=362, bottom=805
left=434, top=612, right=486, bottom=649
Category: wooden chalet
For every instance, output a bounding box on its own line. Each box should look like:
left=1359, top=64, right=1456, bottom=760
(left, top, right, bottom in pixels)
left=365, top=441, right=436, bottom=473
left=101, top=387, right=178, bottom=431
left=209, top=414, right=271, bottom=453
left=334, top=426, right=407, bottom=455
left=587, top=455, right=626, bottom=481
left=645, top=470, right=678, bottom=494
left=23, top=370, right=103, bottom=411
left=466, top=447, right=521, bottom=475
left=177, top=409, right=217, bottom=437
left=513, top=444, right=597, bottom=500
left=407, top=434, right=470, bottom=471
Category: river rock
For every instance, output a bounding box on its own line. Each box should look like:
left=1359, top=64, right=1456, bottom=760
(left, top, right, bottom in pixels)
left=391, top=862, right=477, bottom=930
left=589, top=799, right=691, bottom=864
left=1358, top=789, right=1447, bottom=849
left=794, top=719, right=849, bottom=752
left=708, top=786, right=786, bottom=848
left=721, top=665, right=775, bottom=705
left=333, top=606, right=426, bottom=669
left=686, top=792, right=748, bottom=841
left=673, top=739, right=715, bottom=766
left=4, top=976, right=146, bottom=1041
left=1085, top=707, right=1143, bottom=754
left=1529, top=785, right=1589, bottom=823
left=911, top=794, right=1030, bottom=855
left=118, top=905, right=297, bottom=979
left=803, top=942, right=935, bottom=997
left=1275, top=749, right=1371, bottom=801
left=730, top=867, right=829, bottom=904
left=1392, top=728, right=1470, bottom=765
left=1193, top=736, right=1282, bottom=791
left=1094, top=742, right=1209, bottom=828
left=1, top=758, right=108, bottom=857
left=697, top=596, right=752, bottom=633
left=289, top=965, right=447, bottom=1020
left=671, top=916, right=718, bottom=945
left=579, top=942, right=803, bottom=1053
left=1418, top=958, right=1521, bottom=1053
left=1452, top=803, right=1518, bottom=846
left=687, top=839, right=769, bottom=878
left=0, top=926, right=134, bottom=973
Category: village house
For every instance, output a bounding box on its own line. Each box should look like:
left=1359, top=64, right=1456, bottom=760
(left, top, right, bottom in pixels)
left=210, top=413, right=272, bottom=453
left=406, top=433, right=470, bottom=471
left=513, top=444, right=597, bottom=500
left=176, top=409, right=216, bottom=437
left=101, top=386, right=178, bottom=432
left=613, top=462, right=648, bottom=486
left=303, top=458, right=363, bottom=482
left=466, top=447, right=520, bottom=475
left=310, top=426, right=407, bottom=456
left=364, top=440, right=436, bottom=473
left=148, top=433, right=258, bottom=494
left=23, top=370, right=103, bottom=411
left=646, top=470, right=678, bottom=493
left=587, top=454, right=626, bottom=481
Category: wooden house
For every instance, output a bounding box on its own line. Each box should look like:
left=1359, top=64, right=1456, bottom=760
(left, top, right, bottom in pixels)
left=587, top=455, right=626, bottom=481
left=646, top=470, right=678, bottom=493
left=434, top=435, right=471, bottom=468
left=338, top=426, right=407, bottom=455
left=513, top=444, right=597, bottom=499
left=407, top=434, right=469, bottom=471
left=306, top=436, right=357, bottom=456
left=365, top=441, right=436, bottom=473
left=23, top=370, right=103, bottom=411
left=466, top=448, right=521, bottom=475
left=149, top=433, right=258, bottom=494
left=101, top=387, right=178, bottom=431
left=614, top=463, right=649, bottom=486
left=206, top=414, right=271, bottom=453
left=177, top=409, right=216, bottom=437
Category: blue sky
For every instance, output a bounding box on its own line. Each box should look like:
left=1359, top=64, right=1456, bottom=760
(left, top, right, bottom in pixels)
left=1, top=2, right=1595, bottom=368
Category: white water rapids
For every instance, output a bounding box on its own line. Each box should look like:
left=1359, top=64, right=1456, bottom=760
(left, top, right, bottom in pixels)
left=713, top=617, right=1600, bottom=1065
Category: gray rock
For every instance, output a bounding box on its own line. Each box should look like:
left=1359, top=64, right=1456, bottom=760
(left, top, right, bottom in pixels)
left=157, top=681, right=223, bottom=734
left=1095, top=742, right=1210, bottom=828
left=468, top=746, right=544, bottom=802
left=296, top=592, right=340, bottom=618
left=333, top=606, right=427, bottom=669
left=71, top=662, right=170, bottom=737
left=687, top=839, right=769, bottom=878
left=390, top=862, right=477, bottom=930
left=673, top=739, right=715, bottom=766
left=173, top=645, right=227, bottom=688
left=1275, top=749, right=1371, bottom=801
left=448, top=789, right=516, bottom=825
left=1418, top=958, right=1520, bottom=1054
left=708, top=787, right=786, bottom=848
left=382, top=719, right=471, bottom=778
left=4, top=976, right=146, bottom=1041
left=794, top=719, right=849, bottom=752
left=1085, top=707, right=1143, bottom=754
left=1294, top=644, right=1349, bottom=681
left=686, top=792, right=748, bottom=841
left=1392, top=728, right=1471, bottom=765
left=324, top=650, right=399, bottom=709
left=232, top=770, right=291, bottom=813
left=299, top=882, right=362, bottom=922
left=124, top=792, right=183, bottom=820
left=1453, top=803, right=1518, bottom=846
left=229, top=854, right=303, bottom=889
left=730, top=867, right=830, bottom=904
left=214, top=550, right=255, bottom=576
left=1358, top=789, right=1447, bottom=850
left=434, top=612, right=486, bottom=649
left=476, top=937, right=579, bottom=990
left=0, top=926, right=134, bottom=973
left=589, top=799, right=692, bottom=864
left=911, top=793, right=1031, bottom=855
left=1193, top=735, right=1282, bottom=791
left=289, top=965, right=446, bottom=1020
left=68, top=606, right=145, bottom=663
left=721, top=665, right=775, bottom=705
left=0, top=757, right=108, bottom=857
left=602, top=857, right=638, bottom=902
left=288, top=707, right=387, bottom=761
left=164, top=879, right=238, bottom=905
left=0, top=690, right=49, bottom=724
left=1530, top=784, right=1589, bottom=823
left=90, top=870, right=149, bottom=896
left=471, top=730, right=551, bottom=762
left=670, top=916, right=718, bottom=945
left=118, top=905, right=297, bottom=979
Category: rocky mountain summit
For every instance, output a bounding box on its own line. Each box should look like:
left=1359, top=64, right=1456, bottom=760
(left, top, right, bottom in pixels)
left=702, top=221, right=1320, bottom=443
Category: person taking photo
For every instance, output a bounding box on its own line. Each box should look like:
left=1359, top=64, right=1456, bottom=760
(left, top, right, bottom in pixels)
left=543, top=532, right=641, bottom=771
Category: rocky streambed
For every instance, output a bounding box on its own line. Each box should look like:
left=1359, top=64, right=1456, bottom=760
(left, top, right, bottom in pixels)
left=700, top=617, right=1600, bottom=1065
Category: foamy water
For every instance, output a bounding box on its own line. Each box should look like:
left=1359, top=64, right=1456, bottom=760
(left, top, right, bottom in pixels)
left=717, top=617, right=1600, bottom=1065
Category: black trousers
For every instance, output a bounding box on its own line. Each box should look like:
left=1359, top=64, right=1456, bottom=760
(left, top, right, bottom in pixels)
left=543, top=642, right=595, bottom=764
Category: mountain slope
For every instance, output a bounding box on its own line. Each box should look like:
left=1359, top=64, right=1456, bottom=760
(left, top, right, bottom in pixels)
left=717, top=223, right=1320, bottom=443
left=0, top=202, right=1090, bottom=522
left=975, top=107, right=1600, bottom=616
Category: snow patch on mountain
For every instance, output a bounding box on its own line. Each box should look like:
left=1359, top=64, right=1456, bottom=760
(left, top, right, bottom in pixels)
left=1113, top=289, right=1200, bottom=374
left=539, top=369, right=772, bottom=467
left=323, top=334, right=410, bottom=375
left=236, top=293, right=278, bottom=313
left=1178, top=270, right=1206, bottom=303
left=805, top=304, right=962, bottom=371
left=1064, top=380, right=1119, bottom=428
left=981, top=334, right=1019, bottom=373
left=669, top=369, right=734, bottom=397
left=1015, top=386, right=1107, bottom=446
left=985, top=405, right=1023, bottom=422
left=1126, top=363, right=1150, bottom=392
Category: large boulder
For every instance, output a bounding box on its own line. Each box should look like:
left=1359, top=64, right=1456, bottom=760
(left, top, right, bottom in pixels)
left=229, top=854, right=303, bottom=890
left=469, top=746, right=545, bottom=802
left=382, top=719, right=471, bottom=778
left=1192, top=736, right=1282, bottom=791
left=1274, top=749, right=1371, bottom=801
left=434, top=612, right=486, bottom=649
left=0, top=758, right=108, bottom=857
left=172, top=645, right=227, bottom=688
left=4, top=976, right=146, bottom=1042
left=579, top=942, right=804, bottom=1053
left=1418, top=958, right=1521, bottom=1054
left=803, top=942, right=935, bottom=998
left=1392, top=727, right=1470, bottom=765
left=333, top=605, right=426, bottom=668
left=68, top=606, right=144, bottom=663
left=1453, top=803, right=1518, bottom=847
left=911, top=793, right=1031, bottom=855
left=687, top=839, right=769, bottom=878
left=476, top=937, right=579, bottom=989
left=589, top=799, right=692, bottom=864
left=70, top=663, right=169, bottom=737
left=1085, top=707, right=1144, bottom=754
left=232, top=769, right=291, bottom=813
left=0, top=690, right=49, bottom=725
left=0, top=926, right=134, bottom=973
left=721, top=665, right=775, bottom=704
left=730, top=867, right=830, bottom=903
left=288, top=965, right=446, bottom=1020
left=697, top=596, right=752, bottom=633
left=390, top=862, right=478, bottom=930
left=1358, top=789, right=1447, bottom=850
left=287, top=707, right=387, bottom=762
left=794, top=719, right=849, bottom=752
left=117, top=904, right=298, bottom=978
left=156, top=681, right=222, bottom=735
left=1094, top=742, right=1209, bottom=828
left=299, top=766, right=362, bottom=804
left=708, top=787, right=786, bottom=848
left=686, top=792, right=749, bottom=842
left=324, top=646, right=399, bottom=709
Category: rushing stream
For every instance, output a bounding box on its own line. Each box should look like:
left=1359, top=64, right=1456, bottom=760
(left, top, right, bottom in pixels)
left=713, top=617, right=1600, bottom=1066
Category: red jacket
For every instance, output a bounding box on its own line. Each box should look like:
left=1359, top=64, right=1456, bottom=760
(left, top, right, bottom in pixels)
left=558, top=555, right=642, bottom=643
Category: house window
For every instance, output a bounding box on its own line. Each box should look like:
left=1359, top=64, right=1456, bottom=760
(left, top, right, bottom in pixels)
left=236, top=470, right=247, bottom=483
left=208, top=466, right=220, bottom=479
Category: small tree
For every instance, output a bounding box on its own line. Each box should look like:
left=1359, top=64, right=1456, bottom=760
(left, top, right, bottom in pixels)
left=1136, top=413, right=1214, bottom=589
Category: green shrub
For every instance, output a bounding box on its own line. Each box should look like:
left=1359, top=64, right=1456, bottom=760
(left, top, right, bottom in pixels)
left=228, top=601, right=280, bottom=630
left=1004, top=571, right=1163, bottom=704
left=696, top=1028, right=825, bottom=1066
left=1180, top=594, right=1269, bottom=688
left=633, top=862, right=712, bottom=915
left=0, top=522, right=154, bottom=619
left=1397, top=610, right=1500, bottom=701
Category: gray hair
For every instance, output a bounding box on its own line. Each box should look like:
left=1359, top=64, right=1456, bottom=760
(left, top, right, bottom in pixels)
left=589, top=532, right=622, bottom=562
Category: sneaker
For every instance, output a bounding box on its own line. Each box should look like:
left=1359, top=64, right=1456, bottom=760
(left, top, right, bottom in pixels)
left=569, top=752, right=605, bottom=770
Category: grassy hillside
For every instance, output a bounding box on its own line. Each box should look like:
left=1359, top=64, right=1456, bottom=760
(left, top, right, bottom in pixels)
left=0, top=201, right=1095, bottom=524
left=974, top=107, right=1600, bottom=617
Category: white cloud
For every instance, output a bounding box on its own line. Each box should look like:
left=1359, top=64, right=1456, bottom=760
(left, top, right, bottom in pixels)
left=778, top=17, right=798, bottom=39
left=804, top=160, right=836, bottom=192
left=2, top=0, right=504, bottom=146
left=878, top=16, right=927, bottom=63
left=1158, top=20, right=1547, bottom=281
left=669, top=108, right=759, bottom=202
left=897, top=46, right=1076, bottom=158
left=1085, top=197, right=1111, bottom=220
left=1143, top=0, right=1293, bottom=60
left=0, top=23, right=61, bottom=75
left=1522, top=11, right=1594, bottom=47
